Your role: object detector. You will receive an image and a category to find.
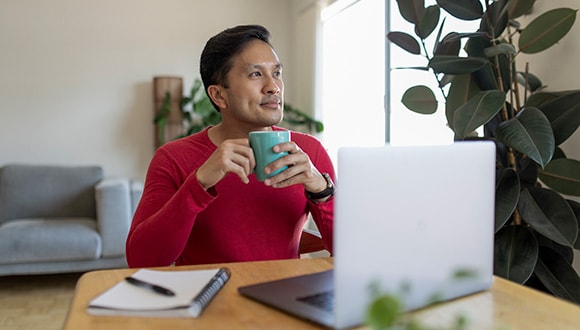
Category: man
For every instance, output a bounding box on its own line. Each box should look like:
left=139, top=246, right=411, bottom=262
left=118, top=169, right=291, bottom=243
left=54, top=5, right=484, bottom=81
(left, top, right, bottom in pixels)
left=126, top=25, right=334, bottom=267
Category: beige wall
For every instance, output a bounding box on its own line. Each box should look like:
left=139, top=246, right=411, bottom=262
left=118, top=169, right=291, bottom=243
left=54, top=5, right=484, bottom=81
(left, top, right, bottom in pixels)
left=517, top=0, right=580, bottom=273
left=0, top=0, right=578, bottom=185
left=518, top=0, right=580, bottom=167
left=0, top=0, right=298, bottom=180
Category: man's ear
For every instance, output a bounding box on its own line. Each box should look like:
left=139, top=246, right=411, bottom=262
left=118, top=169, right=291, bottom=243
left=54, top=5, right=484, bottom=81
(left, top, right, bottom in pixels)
left=207, top=85, right=227, bottom=111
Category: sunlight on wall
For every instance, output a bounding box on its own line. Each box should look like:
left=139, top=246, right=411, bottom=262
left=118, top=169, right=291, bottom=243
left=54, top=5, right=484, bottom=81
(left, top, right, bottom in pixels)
left=320, top=0, right=386, bottom=166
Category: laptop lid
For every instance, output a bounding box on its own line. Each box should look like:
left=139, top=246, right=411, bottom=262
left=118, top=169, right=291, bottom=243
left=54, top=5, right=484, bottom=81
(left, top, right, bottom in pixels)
left=334, top=142, right=495, bottom=328
left=239, top=142, right=496, bottom=329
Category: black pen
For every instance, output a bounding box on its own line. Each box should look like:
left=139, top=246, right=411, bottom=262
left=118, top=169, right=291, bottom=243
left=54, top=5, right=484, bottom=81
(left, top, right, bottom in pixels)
left=125, top=276, right=176, bottom=297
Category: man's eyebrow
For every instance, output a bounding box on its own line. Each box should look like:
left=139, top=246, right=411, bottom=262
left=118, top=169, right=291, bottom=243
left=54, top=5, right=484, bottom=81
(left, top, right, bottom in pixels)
left=246, top=63, right=283, bottom=71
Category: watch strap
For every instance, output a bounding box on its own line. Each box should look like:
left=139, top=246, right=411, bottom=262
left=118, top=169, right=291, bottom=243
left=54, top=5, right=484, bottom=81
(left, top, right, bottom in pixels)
left=305, top=173, right=334, bottom=200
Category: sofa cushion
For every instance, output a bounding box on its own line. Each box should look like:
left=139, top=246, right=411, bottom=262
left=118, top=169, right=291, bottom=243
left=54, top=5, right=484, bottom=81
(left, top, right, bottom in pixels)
left=0, top=218, right=102, bottom=264
left=0, top=164, right=103, bottom=223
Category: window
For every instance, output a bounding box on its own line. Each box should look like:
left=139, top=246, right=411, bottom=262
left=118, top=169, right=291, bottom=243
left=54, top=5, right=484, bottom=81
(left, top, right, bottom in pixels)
left=319, top=0, right=386, bottom=165
left=388, top=1, right=478, bottom=145
left=320, top=0, right=477, bottom=157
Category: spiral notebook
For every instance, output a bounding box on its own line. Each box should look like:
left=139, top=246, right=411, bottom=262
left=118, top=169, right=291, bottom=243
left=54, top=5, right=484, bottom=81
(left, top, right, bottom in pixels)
left=87, top=268, right=230, bottom=318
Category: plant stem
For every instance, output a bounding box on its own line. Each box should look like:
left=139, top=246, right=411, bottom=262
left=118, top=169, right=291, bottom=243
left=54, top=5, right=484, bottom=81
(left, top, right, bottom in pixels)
left=421, top=39, right=447, bottom=101
left=513, top=209, right=522, bottom=226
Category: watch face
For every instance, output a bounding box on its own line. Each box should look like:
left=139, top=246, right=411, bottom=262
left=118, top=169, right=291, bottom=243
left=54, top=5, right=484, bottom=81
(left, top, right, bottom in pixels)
left=323, top=173, right=333, bottom=189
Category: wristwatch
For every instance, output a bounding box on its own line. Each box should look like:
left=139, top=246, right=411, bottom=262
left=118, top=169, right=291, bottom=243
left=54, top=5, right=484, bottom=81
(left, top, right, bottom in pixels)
left=305, top=173, right=335, bottom=201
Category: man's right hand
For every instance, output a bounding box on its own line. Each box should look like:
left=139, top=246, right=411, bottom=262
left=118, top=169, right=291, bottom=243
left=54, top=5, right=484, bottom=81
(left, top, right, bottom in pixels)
left=196, top=138, right=256, bottom=190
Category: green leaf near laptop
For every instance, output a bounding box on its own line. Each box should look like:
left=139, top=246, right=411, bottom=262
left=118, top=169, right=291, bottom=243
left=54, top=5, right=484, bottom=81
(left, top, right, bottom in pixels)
left=389, top=1, right=580, bottom=303
left=366, top=269, right=477, bottom=330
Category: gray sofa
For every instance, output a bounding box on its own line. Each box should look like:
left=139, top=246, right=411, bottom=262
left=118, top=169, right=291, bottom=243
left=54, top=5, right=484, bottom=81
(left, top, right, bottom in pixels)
left=0, top=164, right=142, bottom=276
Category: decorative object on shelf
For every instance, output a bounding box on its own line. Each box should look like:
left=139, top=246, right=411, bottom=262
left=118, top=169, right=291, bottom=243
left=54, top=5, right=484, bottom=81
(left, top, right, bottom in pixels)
left=388, top=0, right=580, bottom=303
left=153, top=77, right=324, bottom=147
left=153, top=76, right=185, bottom=149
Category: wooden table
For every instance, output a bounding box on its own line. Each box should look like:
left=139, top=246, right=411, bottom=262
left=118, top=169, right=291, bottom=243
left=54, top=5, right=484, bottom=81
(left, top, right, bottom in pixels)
left=64, top=257, right=580, bottom=330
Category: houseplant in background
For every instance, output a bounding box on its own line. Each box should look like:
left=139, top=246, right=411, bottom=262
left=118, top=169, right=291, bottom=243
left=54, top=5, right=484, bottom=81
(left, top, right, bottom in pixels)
left=386, top=0, right=580, bottom=303
left=154, top=78, right=324, bottom=146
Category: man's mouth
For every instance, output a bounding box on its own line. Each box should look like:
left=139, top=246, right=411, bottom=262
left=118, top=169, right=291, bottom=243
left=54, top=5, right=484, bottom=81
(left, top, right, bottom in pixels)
left=260, top=97, right=281, bottom=109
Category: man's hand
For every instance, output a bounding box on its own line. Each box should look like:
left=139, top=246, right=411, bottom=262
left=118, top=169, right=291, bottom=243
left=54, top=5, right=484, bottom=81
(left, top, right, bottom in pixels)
left=263, top=142, right=328, bottom=193
left=196, top=138, right=256, bottom=190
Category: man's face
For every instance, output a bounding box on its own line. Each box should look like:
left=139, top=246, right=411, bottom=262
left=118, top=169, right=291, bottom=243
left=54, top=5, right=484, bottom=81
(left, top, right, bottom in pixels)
left=218, top=39, right=285, bottom=128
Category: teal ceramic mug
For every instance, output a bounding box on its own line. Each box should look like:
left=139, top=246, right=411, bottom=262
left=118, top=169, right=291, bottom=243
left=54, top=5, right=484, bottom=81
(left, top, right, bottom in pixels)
left=249, top=130, right=291, bottom=181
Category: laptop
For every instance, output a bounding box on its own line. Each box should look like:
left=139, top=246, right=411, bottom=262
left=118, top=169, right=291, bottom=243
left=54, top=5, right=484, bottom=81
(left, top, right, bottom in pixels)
left=238, top=142, right=496, bottom=329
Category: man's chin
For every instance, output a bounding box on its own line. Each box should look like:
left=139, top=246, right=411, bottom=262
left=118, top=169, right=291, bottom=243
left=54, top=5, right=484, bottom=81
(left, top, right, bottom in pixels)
left=263, top=111, right=283, bottom=126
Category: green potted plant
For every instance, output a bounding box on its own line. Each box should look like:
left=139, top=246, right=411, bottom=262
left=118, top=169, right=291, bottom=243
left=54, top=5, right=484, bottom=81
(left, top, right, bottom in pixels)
left=154, top=78, right=324, bottom=145
left=388, top=0, right=580, bottom=302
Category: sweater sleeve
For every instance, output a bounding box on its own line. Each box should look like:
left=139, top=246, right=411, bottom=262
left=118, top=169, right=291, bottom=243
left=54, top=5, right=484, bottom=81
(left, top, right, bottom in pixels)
left=125, top=148, right=215, bottom=267
left=297, top=134, right=335, bottom=254
left=308, top=196, right=334, bottom=254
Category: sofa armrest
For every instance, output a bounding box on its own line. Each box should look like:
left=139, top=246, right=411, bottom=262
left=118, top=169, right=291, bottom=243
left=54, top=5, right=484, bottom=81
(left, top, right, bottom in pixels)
left=130, top=180, right=144, bottom=216
left=95, top=178, right=132, bottom=258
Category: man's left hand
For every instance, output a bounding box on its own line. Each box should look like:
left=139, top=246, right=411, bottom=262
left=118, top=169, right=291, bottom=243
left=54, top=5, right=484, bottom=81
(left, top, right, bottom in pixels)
left=263, top=142, right=328, bottom=193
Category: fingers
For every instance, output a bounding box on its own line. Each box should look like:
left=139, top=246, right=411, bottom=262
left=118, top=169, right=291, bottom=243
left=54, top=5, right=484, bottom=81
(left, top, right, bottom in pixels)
left=197, top=138, right=322, bottom=191
left=233, top=150, right=256, bottom=181
left=196, top=139, right=255, bottom=189
left=221, top=139, right=256, bottom=181
left=264, top=142, right=319, bottom=188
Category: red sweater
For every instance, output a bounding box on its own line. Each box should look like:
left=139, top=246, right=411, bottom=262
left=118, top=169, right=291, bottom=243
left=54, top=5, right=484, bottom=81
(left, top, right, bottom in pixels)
left=126, top=127, right=334, bottom=267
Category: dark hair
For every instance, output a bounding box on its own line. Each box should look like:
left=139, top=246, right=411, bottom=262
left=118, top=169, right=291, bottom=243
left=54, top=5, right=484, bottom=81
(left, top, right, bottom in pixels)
left=200, top=25, right=273, bottom=111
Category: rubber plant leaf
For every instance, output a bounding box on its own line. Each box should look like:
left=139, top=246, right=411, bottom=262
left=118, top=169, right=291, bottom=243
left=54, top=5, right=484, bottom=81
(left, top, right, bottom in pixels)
left=537, top=90, right=580, bottom=145
left=508, top=0, right=536, bottom=19
left=525, top=91, right=561, bottom=108
left=494, top=225, right=538, bottom=284
left=429, top=55, right=488, bottom=74
left=464, top=32, right=489, bottom=57
left=436, top=0, right=483, bottom=20
left=479, top=0, right=509, bottom=39
left=393, top=66, right=430, bottom=71
left=494, top=107, right=555, bottom=168
left=446, top=74, right=481, bottom=129
left=442, top=31, right=488, bottom=44
left=569, top=199, right=580, bottom=249
left=472, top=63, right=499, bottom=92
left=396, top=0, right=425, bottom=25
left=432, top=18, right=446, bottom=55
left=453, top=90, right=505, bottom=139
left=415, top=5, right=440, bottom=39
left=534, top=247, right=580, bottom=303
left=484, top=43, right=516, bottom=57
left=519, top=8, right=577, bottom=54
left=538, top=158, right=580, bottom=196
left=517, top=187, right=578, bottom=247
left=401, top=85, right=437, bottom=114
left=387, top=31, right=421, bottom=55
left=534, top=232, right=575, bottom=265
left=516, top=72, right=543, bottom=92
left=495, top=168, right=520, bottom=232
left=434, top=32, right=461, bottom=56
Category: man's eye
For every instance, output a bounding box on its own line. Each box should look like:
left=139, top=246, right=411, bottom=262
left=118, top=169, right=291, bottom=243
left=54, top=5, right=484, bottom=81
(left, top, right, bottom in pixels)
left=273, top=71, right=282, bottom=78
left=250, top=72, right=261, bottom=77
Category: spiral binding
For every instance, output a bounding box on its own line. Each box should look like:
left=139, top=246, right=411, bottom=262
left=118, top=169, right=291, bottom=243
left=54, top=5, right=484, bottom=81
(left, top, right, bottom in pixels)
left=193, top=268, right=231, bottom=310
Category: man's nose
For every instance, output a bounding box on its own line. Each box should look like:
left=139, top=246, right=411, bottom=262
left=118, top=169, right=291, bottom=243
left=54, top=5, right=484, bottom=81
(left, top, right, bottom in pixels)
left=264, top=78, right=281, bottom=95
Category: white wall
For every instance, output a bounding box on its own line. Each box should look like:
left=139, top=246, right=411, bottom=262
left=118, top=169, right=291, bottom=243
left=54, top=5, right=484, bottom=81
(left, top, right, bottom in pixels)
left=0, top=0, right=298, bottom=181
